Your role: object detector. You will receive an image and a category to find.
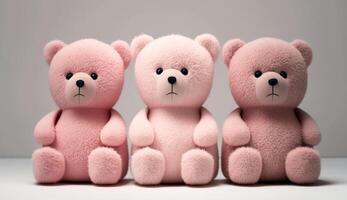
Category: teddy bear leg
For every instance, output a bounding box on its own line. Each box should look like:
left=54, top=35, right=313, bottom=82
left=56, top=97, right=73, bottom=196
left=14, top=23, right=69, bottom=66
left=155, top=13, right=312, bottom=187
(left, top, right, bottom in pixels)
left=32, top=147, right=65, bottom=183
left=131, top=147, right=165, bottom=185
left=228, top=147, right=262, bottom=184
left=88, top=147, right=122, bottom=185
left=285, top=147, right=320, bottom=184
left=181, top=149, right=214, bottom=185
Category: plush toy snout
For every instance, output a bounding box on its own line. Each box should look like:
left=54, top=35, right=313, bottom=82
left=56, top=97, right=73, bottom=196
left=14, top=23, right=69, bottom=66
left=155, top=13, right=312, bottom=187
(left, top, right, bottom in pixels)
left=64, top=72, right=97, bottom=105
left=156, top=68, right=188, bottom=100
left=255, top=71, right=289, bottom=105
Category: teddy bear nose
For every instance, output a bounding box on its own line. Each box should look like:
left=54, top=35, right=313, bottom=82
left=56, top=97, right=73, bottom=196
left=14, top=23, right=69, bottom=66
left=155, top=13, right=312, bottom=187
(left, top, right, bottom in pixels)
left=76, top=80, right=85, bottom=88
left=168, top=76, right=177, bottom=84
left=268, top=78, right=278, bottom=86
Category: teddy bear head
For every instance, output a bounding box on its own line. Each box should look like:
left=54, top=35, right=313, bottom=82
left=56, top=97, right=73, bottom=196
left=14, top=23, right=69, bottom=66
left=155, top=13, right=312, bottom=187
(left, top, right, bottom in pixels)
left=223, top=38, right=312, bottom=108
left=131, top=34, right=219, bottom=108
left=44, top=39, right=131, bottom=109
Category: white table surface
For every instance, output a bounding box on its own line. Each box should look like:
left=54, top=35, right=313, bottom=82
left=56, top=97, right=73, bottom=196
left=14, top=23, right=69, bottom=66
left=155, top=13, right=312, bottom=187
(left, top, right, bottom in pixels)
left=0, top=158, right=346, bottom=200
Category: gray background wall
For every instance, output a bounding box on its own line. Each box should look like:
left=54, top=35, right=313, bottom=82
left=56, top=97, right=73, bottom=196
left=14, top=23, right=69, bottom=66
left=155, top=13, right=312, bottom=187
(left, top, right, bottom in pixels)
left=0, top=0, right=346, bottom=157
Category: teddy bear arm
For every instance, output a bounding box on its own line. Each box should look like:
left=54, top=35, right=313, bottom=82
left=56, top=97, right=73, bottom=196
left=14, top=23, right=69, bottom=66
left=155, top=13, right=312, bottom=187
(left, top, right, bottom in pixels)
left=129, top=108, right=155, bottom=147
left=34, top=110, right=61, bottom=145
left=193, top=107, right=218, bottom=147
left=222, top=108, right=250, bottom=147
left=296, top=108, right=321, bottom=146
left=100, top=109, right=126, bottom=147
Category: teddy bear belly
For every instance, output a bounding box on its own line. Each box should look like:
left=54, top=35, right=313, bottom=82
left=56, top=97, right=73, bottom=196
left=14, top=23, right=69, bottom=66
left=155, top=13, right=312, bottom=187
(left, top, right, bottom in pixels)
left=149, top=113, right=199, bottom=183
left=151, top=127, right=196, bottom=183
left=51, top=110, right=108, bottom=181
left=247, top=119, right=303, bottom=181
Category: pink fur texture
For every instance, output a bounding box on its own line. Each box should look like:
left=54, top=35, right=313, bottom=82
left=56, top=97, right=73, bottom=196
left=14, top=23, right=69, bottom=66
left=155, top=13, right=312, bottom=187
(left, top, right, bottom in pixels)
left=222, top=38, right=321, bottom=184
left=130, top=34, right=219, bottom=185
left=32, top=39, right=130, bottom=184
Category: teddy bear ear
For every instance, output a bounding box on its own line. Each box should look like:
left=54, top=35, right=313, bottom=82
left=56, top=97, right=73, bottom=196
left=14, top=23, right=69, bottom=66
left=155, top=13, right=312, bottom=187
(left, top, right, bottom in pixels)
left=223, top=39, right=245, bottom=66
left=44, top=40, right=65, bottom=65
left=111, top=40, right=131, bottom=69
left=131, top=34, right=154, bottom=58
left=195, top=34, right=220, bottom=63
left=291, top=39, right=313, bottom=67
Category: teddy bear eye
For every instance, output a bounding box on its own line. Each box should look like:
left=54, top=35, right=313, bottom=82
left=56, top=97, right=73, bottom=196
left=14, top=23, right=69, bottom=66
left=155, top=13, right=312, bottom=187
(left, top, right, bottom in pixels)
left=65, top=72, right=73, bottom=80
left=156, top=67, right=163, bottom=75
left=254, top=70, right=262, bottom=78
left=90, top=72, right=98, bottom=80
left=280, top=71, right=287, bottom=79
left=181, top=68, right=188, bottom=76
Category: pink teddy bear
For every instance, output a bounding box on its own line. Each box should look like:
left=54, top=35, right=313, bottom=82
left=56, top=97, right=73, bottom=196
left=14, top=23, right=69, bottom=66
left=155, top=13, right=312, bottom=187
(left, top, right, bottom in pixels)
left=222, top=38, right=321, bottom=184
left=129, top=34, right=220, bottom=185
left=32, top=39, right=130, bottom=184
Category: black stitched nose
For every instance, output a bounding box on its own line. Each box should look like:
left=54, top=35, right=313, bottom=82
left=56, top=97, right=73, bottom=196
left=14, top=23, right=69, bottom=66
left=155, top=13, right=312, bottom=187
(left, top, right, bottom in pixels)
left=76, top=80, right=85, bottom=88
left=168, top=76, right=176, bottom=84
left=268, top=78, right=278, bottom=86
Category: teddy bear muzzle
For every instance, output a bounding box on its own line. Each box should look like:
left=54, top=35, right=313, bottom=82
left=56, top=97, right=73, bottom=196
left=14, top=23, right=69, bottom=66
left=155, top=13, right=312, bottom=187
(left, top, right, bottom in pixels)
left=64, top=72, right=97, bottom=105
left=255, top=71, right=289, bottom=105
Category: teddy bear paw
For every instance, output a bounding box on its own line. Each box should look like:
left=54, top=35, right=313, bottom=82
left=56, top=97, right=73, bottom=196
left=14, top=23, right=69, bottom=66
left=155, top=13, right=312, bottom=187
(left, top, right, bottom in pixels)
left=181, top=149, right=214, bottom=185
left=88, top=147, right=122, bottom=185
left=131, top=147, right=165, bottom=185
left=228, top=147, right=262, bottom=184
left=286, top=147, right=320, bottom=184
left=32, top=147, right=65, bottom=183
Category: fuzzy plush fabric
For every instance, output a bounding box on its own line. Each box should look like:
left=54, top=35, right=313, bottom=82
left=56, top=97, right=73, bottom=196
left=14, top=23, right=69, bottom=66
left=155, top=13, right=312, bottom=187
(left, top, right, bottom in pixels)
left=88, top=147, right=122, bottom=185
left=227, top=147, right=262, bottom=184
left=285, top=147, right=321, bottom=184
left=131, top=147, right=165, bottom=185
left=128, top=108, right=155, bottom=147
left=32, top=147, right=65, bottom=183
left=222, top=38, right=321, bottom=184
left=32, top=39, right=130, bottom=184
left=130, top=34, right=219, bottom=185
left=131, top=34, right=219, bottom=108
left=34, top=110, right=61, bottom=145
left=181, top=149, right=214, bottom=185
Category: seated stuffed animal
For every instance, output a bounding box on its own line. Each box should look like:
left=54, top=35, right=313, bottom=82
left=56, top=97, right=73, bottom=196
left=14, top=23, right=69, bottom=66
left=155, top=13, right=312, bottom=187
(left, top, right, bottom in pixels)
left=222, top=38, right=321, bottom=184
left=32, top=39, right=130, bottom=184
left=129, top=34, right=219, bottom=185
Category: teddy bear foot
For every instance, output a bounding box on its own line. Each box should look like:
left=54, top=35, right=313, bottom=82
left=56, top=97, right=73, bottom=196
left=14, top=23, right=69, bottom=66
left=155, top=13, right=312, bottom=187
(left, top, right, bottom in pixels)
left=32, top=147, right=65, bottom=183
left=88, top=147, right=122, bottom=185
left=286, top=147, right=321, bottom=184
left=131, top=147, right=165, bottom=185
left=181, top=149, right=214, bottom=185
left=228, top=147, right=262, bottom=184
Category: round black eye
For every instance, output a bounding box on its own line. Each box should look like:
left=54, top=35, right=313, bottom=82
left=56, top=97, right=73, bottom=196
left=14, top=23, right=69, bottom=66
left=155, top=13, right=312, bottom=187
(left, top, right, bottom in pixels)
left=280, top=71, right=287, bottom=79
left=156, top=67, right=163, bottom=75
left=65, top=72, right=73, bottom=80
left=90, top=72, right=98, bottom=80
left=254, top=70, right=262, bottom=78
left=181, top=68, right=188, bottom=76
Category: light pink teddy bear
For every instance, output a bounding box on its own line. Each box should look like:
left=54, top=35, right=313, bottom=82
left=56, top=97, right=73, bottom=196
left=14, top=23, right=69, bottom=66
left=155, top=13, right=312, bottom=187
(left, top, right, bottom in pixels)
left=222, top=38, right=321, bottom=184
left=32, top=39, right=130, bottom=184
left=129, top=34, right=219, bottom=185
